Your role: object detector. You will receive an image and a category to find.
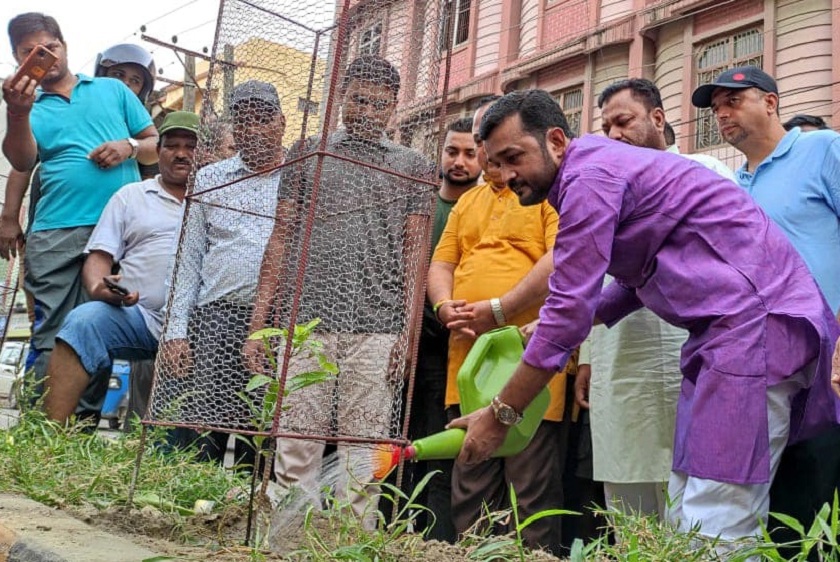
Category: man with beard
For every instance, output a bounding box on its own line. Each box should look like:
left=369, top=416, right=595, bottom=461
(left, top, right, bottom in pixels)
left=405, top=115, right=481, bottom=541
left=450, top=89, right=840, bottom=554
left=1, top=13, right=158, bottom=405
left=426, top=96, right=570, bottom=554
left=160, top=81, right=285, bottom=470
left=571, top=78, right=733, bottom=519
left=693, top=65, right=840, bottom=550
left=40, top=111, right=197, bottom=423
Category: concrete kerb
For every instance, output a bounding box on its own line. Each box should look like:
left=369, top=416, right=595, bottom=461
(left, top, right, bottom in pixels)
left=0, top=494, right=162, bottom=562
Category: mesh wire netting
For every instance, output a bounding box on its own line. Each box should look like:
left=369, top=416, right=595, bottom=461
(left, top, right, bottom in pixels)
left=148, top=0, right=448, bottom=451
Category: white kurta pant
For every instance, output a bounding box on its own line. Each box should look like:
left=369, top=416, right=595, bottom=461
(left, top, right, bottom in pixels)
left=666, top=369, right=808, bottom=555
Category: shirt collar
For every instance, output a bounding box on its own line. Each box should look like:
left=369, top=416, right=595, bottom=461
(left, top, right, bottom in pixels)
left=666, top=144, right=681, bottom=155
left=736, top=128, right=799, bottom=180
left=334, top=128, right=388, bottom=151
left=148, top=176, right=184, bottom=204
left=34, top=73, right=92, bottom=101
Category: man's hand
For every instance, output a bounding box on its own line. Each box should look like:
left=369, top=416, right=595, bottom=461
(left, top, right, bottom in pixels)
left=575, top=364, right=591, bottom=409
left=93, top=274, right=139, bottom=307
left=159, top=338, right=194, bottom=378
left=447, top=406, right=509, bottom=465
left=387, top=330, right=416, bottom=384
left=447, top=299, right=496, bottom=339
left=2, top=74, right=37, bottom=116
left=831, top=335, right=840, bottom=399
left=0, top=216, right=24, bottom=260
left=519, top=319, right=539, bottom=344
left=242, top=338, right=271, bottom=375
left=437, top=298, right=473, bottom=339
left=88, top=140, right=133, bottom=169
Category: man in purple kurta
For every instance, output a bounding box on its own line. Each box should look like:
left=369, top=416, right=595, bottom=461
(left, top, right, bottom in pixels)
left=450, top=89, right=840, bottom=547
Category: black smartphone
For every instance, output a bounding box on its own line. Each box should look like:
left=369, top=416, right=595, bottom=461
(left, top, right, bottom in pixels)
left=103, top=277, right=129, bottom=297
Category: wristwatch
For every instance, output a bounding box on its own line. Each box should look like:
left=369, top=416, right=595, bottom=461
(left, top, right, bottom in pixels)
left=125, top=137, right=139, bottom=160
left=491, top=395, right=523, bottom=426
left=490, top=297, right=506, bottom=326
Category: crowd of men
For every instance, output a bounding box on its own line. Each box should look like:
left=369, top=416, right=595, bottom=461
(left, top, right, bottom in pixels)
left=2, top=10, right=840, bottom=558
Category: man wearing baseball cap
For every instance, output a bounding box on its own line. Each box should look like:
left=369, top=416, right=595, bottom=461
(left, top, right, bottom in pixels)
left=693, top=66, right=840, bottom=540
left=43, top=111, right=199, bottom=424
left=159, top=80, right=286, bottom=470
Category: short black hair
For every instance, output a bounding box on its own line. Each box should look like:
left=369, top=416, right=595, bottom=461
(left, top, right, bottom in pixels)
left=598, top=78, right=663, bottom=111
left=447, top=117, right=473, bottom=134
left=8, top=12, right=63, bottom=52
left=343, top=55, right=400, bottom=96
left=783, top=114, right=829, bottom=131
left=479, top=89, right=574, bottom=142
left=663, top=122, right=676, bottom=145
left=475, top=95, right=502, bottom=111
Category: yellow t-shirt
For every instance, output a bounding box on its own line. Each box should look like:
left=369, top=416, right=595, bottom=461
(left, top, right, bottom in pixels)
left=431, top=182, right=570, bottom=421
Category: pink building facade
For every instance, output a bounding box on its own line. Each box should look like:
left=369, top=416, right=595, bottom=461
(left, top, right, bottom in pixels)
left=343, top=0, right=840, bottom=168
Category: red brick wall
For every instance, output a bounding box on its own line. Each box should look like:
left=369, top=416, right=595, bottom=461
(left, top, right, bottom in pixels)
left=693, top=0, right=763, bottom=35
left=536, top=57, right=587, bottom=89
left=542, top=0, right=590, bottom=49
left=438, top=47, right=472, bottom=93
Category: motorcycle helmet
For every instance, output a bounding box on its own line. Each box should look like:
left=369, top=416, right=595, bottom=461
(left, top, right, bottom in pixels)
left=95, top=43, right=156, bottom=103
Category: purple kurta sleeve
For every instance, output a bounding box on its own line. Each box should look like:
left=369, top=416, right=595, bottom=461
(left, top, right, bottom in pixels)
left=522, top=170, right=631, bottom=371
left=596, top=281, right=644, bottom=327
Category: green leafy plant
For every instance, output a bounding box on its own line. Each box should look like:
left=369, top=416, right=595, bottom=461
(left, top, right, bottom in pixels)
left=239, top=318, right=338, bottom=435
left=457, top=484, right=577, bottom=561
left=749, top=491, right=840, bottom=561
left=289, top=469, right=436, bottom=561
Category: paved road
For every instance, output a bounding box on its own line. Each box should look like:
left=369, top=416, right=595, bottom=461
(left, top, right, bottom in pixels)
left=0, top=407, right=18, bottom=430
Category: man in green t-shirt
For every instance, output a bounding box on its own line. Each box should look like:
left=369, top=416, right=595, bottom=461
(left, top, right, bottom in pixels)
left=408, top=112, right=483, bottom=541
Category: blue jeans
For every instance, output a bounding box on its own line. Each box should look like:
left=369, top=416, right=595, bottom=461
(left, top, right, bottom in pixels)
left=56, top=301, right=158, bottom=412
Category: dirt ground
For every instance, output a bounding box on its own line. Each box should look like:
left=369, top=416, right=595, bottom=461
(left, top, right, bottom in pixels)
left=67, top=501, right=564, bottom=561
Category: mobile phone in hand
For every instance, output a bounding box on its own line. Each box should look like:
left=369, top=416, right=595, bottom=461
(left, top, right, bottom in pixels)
left=103, top=277, right=129, bottom=297
left=12, top=45, right=58, bottom=87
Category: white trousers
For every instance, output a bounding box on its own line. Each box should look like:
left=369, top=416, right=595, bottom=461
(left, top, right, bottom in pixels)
left=273, top=333, right=398, bottom=526
left=666, top=370, right=807, bottom=555
left=604, top=481, right=667, bottom=520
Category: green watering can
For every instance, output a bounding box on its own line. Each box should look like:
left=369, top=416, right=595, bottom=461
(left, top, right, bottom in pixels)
left=373, top=326, right=550, bottom=478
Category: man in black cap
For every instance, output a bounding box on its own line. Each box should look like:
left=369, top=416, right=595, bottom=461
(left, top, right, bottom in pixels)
left=159, top=80, right=286, bottom=469
left=693, top=65, right=840, bottom=542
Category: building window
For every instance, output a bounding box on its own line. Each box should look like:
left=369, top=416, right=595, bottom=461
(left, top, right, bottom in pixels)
left=297, top=97, right=319, bottom=115
left=440, top=0, right=471, bottom=51
left=359, top=22, right=382, bottom=56
left=694, top=27, right=763, bottom=149
left=556, top=87, right=583, bottom=137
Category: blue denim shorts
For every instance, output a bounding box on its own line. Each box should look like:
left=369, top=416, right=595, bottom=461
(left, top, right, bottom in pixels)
left=56, top=301, right=158, bottom=380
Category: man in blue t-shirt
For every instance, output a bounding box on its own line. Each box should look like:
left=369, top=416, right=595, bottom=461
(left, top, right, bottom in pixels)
left=1, top=13, right=158, bottom=405
left=693, top=64, right=840, bottom=549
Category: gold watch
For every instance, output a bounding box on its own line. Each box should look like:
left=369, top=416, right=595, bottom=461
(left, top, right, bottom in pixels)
left=491, top=395, right=523, bottom=426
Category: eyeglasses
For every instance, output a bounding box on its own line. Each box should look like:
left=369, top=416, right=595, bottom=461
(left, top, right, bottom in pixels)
left=349, top=93, right=392, bottom=111
left=232, top=104, right=279, bottom=126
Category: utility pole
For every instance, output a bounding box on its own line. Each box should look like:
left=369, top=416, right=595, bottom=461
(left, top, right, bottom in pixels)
left=183, top=54, right=197, bottom=112
left=223, top=44, right=235, bottom=117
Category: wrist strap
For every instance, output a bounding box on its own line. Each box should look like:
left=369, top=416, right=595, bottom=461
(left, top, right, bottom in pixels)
left=490, top=297, right=506, bottom=326
left=433, top=299, right=452, bottom=322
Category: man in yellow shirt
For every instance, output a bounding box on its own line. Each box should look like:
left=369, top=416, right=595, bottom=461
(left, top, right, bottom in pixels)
left=426, top=97, right=571, bottom=555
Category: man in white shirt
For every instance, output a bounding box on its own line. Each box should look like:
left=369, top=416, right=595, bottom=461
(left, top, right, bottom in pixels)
left=158, top=81, right=286, bottom=468
left=43, top=111, right=198, bottom=423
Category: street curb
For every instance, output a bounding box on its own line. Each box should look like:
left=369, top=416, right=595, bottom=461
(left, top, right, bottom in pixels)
left=0, top=520, right=67, bottom=562
left=0, top=494, right=161, bottom=562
